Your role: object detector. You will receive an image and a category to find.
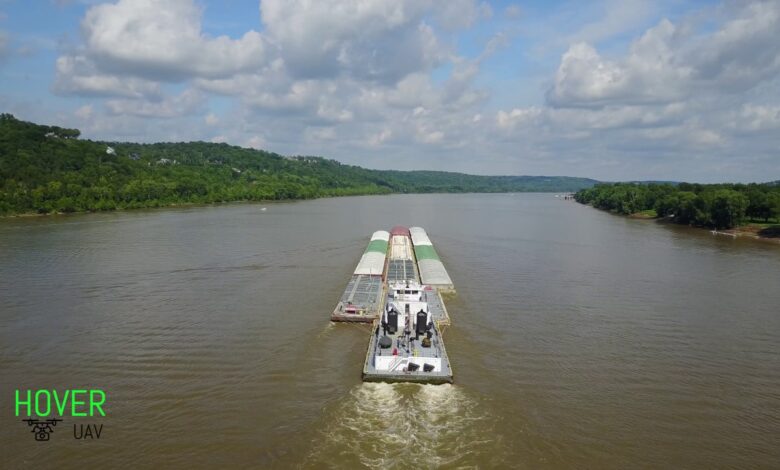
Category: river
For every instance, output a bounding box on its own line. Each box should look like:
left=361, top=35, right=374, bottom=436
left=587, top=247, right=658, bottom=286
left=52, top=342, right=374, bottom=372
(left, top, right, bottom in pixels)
left=1, top=194, right=779, bottom=468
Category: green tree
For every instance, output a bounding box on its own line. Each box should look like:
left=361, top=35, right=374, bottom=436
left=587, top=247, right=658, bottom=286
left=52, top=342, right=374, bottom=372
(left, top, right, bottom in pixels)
left=709, top=190, right=749, bottom=229
left=769, top=193, right=780, bottom=221
left=746, top=187, right=772, bottom=221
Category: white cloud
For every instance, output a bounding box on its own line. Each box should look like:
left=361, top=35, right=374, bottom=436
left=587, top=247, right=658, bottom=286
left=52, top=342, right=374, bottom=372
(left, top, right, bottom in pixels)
left=79, top=0, right=266, bottom=81
left=74, top=104, right=93, bottom=120
left=547, top=19, right=691, bottom=107
left=260, top=0, right=446, bottom=83
left=416, top=126, right=444, bottom=144
left=689, top=0, right=780, bottom=91
left=104, top=89, right=205, bottom=118
left=497, top=107, right=542, bottom=130
left=369, top=128, right=392, bottom=147
left=204, top=113, right=219, bottom=126
left=54, top=0, right=488, bottom=131
left=548, top=2, right=780, bottom=108
left=304, top=126, right=337, bottom=143
left=38, top=0, right=780, bottom=182
left=732, top=104, right=780, bottom=132
left=54, top=54, right=162, bottom=97
left=245, top=135, right=266, bottom=149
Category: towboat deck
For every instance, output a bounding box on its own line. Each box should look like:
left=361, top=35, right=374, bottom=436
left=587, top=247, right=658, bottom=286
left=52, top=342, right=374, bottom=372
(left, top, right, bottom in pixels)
left=362, top=279, right=453, bottom=384
left=362, top=321, right=453, bottom=384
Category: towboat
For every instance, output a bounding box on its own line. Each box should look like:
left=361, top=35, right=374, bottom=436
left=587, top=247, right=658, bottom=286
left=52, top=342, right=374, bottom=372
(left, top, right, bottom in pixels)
left=362, top=279, right=453, bottom=384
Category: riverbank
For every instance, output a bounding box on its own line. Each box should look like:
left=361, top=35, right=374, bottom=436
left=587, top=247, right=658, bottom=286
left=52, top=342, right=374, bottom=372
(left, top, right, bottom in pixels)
left=1, top=197, right=311, bottom=219
left=640, top=213, right=780, bottom=243
left=3, top=191, right=545, bottom=219
left=576, top=202, right=780, bottom=243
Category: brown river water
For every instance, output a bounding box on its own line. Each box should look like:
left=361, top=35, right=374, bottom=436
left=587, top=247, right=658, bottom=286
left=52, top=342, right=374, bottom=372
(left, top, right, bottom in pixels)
left=1, top=193, right=779, bottom=469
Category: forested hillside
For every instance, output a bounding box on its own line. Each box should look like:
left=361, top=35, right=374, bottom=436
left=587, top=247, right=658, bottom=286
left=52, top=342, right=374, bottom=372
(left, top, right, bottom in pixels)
left=0, top=114, right=597, bottom=215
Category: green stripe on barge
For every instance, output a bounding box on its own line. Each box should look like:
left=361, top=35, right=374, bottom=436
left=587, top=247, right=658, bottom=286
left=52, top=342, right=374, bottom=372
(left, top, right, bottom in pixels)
left=365, top=240, right=389, bottom=254
left=413, top=245, right=440, bottom=261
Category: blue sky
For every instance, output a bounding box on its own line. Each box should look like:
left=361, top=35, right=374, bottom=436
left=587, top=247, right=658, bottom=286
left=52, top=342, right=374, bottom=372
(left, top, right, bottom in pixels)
left=1, top=0, right=778, bottom=182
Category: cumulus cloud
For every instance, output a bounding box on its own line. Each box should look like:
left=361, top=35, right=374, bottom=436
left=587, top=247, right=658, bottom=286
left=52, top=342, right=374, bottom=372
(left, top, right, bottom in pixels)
left=497, top=107, right=542, bottom=130
left=105, top=88, right=205, bottom=118
left=259, top=0, right=446, bottom=83
left=54, top=53, right=162, bottom=97
left=548, top=2, right=780, bottom=108
left=79, top=0, right=266, bottom=81
left=547, top=20, right=691, bottom=107
left=690, top=0, right=780, bottom=91
left=55, top=0, right=485, bottom=132
left=54, top=0, right=267, bottom=98
left=41, top=0, right=780, bottom=181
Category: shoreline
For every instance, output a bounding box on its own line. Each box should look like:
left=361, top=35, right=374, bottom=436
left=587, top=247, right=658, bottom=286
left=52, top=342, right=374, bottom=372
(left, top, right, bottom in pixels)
left=585, top=204, right=780, bottom=244
left=0, top=190, right=577, bottom=219
left=649, top=216, right=780, bottom=244
left=0, top=193, right=396, bottom=219
left=701, top=223, right=780, bottom=243
left=0, top=198, right=294, bottom=219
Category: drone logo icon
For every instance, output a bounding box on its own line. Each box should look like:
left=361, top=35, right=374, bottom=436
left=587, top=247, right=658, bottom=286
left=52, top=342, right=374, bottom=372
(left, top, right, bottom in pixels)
left=22, top=418, right=63, bottom=441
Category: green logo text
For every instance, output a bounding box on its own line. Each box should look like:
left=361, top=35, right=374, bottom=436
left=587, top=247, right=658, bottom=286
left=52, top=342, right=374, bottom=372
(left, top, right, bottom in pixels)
left=15, top=389, right=106, bottom=418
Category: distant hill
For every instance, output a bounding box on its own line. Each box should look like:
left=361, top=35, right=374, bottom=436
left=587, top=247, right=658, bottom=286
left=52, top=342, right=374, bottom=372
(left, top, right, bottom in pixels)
left=624, top=180, right=681, bottom=185
left=0, top=114, right=597, bottom=215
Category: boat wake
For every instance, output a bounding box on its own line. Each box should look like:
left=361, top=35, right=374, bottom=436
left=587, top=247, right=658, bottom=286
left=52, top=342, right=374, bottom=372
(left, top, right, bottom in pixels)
left=302, top=382, right=504, bottom=468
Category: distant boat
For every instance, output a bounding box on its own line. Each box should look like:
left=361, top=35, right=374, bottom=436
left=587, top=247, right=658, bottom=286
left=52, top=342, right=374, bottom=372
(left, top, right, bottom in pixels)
left=260, top=207, right=267, bottom=211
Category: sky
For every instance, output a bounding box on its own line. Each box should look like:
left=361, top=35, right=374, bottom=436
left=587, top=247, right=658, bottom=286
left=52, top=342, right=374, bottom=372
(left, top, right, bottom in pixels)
left=1, top=0, right=779, bottom=182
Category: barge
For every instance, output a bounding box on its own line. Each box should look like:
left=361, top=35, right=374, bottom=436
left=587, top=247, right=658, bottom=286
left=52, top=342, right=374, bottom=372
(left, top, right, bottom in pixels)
left=330, top=230, right=389, bottom=322
left=409, top=226, right=455, bottom=293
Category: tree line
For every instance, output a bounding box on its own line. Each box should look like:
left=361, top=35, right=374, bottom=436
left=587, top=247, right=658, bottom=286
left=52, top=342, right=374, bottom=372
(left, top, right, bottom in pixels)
left=0, top=114, right=597, bottom=216
left=575, top=182, right=780, bottom=229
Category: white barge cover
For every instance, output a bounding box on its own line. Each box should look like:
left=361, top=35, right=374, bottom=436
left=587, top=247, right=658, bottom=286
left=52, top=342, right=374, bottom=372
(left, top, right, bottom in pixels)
left=353, top=230, right=390, bottom=275
left=409, top=227, right=454, bottom=289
